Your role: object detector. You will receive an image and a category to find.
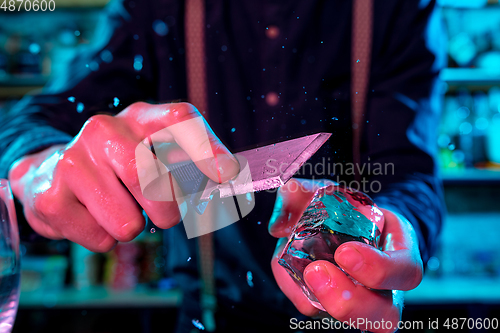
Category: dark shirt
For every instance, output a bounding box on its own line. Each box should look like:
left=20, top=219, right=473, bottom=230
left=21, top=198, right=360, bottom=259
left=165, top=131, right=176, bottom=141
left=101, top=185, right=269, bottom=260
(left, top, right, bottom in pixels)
left=0, top=0, right=446, bottom=331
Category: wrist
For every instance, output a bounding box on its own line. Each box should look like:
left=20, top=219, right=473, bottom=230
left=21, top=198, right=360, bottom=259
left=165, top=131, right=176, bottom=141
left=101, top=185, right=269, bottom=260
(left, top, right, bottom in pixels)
left=8, top=144, right=66, bottom=201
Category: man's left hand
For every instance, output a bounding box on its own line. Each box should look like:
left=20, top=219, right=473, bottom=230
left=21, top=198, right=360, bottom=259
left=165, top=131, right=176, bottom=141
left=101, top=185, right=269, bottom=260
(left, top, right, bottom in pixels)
left=269, top=178, right=423, bottom=333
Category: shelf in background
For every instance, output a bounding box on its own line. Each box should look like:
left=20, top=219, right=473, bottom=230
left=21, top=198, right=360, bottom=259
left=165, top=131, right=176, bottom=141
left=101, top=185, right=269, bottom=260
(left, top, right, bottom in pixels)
left=19, top=286, right=181, bottom=309
left=440, top=68, right=500, bottom=87
left=440, top=168, right=500, bottom=185
left=439, top=0, right=500, bottom=8
left=0, top=86, right=44, bottom=99
left=0, top=74, right=48, bottom=99
left=405, top=276, right=500, bottom=304
left=0, top=74, right=49, bottom=87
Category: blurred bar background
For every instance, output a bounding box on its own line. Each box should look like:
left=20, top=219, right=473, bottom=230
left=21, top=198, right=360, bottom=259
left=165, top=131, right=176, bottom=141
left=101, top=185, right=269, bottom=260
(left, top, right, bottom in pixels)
left=1, top=0, right=500, bottom=332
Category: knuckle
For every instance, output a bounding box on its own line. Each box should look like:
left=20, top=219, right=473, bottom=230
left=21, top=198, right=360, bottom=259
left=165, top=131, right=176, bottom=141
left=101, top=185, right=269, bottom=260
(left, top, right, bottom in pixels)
left=175, top=102, right=196, bottom=116
left=25, top=209, right=63, bottom=239
left=409, top=262, right=424, bottom=289
left=114, top=218, right=145, bottom=242
left=82, top=114, right=116, bottom=138
left=123, top=158, right=140, bottom=187
left=163, top=211, right=182, bottom=228
left=147, top=205, right=181, bottom=229
left=33, top=192, right=65, bottom=219
left=130, top=101, right=150, bottom=110
left=166, top=102, right=199, bottom=122
left=57, top=149, right=79, bottom=172
left=119, top=101, right=151, bottom=120
left=94, top=236, right=117, bottom=253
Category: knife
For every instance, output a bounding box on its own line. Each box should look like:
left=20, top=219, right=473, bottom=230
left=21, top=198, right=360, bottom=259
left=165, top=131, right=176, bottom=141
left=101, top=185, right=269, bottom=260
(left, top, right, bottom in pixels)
left=166, top=132, right=331, bottom=214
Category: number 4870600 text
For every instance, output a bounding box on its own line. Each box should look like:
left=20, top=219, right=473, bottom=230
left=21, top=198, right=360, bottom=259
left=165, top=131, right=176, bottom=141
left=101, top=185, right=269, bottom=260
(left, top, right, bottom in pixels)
left=1, top=0, right=56, bottom=11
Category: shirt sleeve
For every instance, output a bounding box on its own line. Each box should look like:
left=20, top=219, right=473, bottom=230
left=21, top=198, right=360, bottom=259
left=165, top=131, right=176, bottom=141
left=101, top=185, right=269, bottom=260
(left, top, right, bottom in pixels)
left=0, top=0, right=158, bottom=179
left=366, top=0, right=447, bottom=265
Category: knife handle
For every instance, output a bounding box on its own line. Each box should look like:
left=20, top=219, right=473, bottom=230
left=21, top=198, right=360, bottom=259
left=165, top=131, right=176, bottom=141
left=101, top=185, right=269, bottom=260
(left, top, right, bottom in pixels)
left=167, top=160, right=209, bottom=215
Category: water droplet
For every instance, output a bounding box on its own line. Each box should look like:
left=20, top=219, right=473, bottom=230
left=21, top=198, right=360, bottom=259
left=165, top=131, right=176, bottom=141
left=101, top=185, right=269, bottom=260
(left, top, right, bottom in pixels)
left=150, top=228, right=156, bottom=233
left=152, top=19, right=169, bottom=36
left=29, top=43, right=40, bottom=54
left=342, top=290, right=352, bottom=300
left=113, top=97, right=120, bottom=107
left=192, top=319, right=205, bottom=330
left=134, top=55, right=143, bottom=71
left=100, top=50, right=113, bottom=63
left=134, top=62, right=143, bottom=71
left=68, top=96, right=75, bottom=103
left=76, top=103, right=84, bottom=113
left=246, top=271, right=254, bottom=287
left=89, top=61, right=99, bottom=71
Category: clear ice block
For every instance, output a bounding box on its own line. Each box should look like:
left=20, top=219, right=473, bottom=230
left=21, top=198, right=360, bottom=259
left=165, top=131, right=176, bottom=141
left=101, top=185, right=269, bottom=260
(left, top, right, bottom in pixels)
left=278, top=184, right=384, bottom=311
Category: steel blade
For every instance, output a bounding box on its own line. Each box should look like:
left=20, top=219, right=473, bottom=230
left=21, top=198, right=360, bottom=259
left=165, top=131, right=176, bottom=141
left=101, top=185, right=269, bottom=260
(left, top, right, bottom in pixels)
left=199, top=132, right=331, bottom=203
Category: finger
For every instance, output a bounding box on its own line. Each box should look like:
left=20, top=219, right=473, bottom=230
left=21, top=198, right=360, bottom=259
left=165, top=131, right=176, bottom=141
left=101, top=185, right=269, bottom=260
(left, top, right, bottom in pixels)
left=268, top=178, right=335, bottom=238
left=334, top=209, right=423, bottom=290
left=104, top=135, right=183, bottom=229
left=23, top=208, right=64, bottom=240
left=57, top=203, right=117, bottom=253
left=119, top=102, right=239, bottom=183
left=270, top=237, right=321, bottom=317
left=28, top=190, right=116, bottom=252
left=65, top=159, right=146, bottom=243
left=304, top=260, right=401, bottom=332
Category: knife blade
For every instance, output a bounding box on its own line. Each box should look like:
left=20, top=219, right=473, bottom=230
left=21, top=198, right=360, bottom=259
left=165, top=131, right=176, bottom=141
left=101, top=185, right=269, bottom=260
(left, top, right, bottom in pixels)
left=167, top=132, right=331, bottom=214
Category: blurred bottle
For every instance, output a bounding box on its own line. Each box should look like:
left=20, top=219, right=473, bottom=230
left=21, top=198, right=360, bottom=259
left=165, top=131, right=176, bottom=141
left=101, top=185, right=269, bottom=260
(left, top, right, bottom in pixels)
left=456, top=90, right=475, bottom=167
left=439, top=96, right=462, bottom=168
left=486, top=87, right=500, bottom=164
left=136, top=228, right=163, bottom=287
left=448, top=32, right=477, bottom=67
left=71, top=243, right=99, bottom=290
left=107, top=242, right=140, bottom=290
left=472, top=92, right=490, bottom=164
left=487, top=112, right=500, bottom=163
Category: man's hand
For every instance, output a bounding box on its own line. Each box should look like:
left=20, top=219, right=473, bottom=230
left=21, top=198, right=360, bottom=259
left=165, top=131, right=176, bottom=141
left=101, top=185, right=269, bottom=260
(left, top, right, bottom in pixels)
left=8, top=102, right=239, bottom=252
left=269, top=179, right=423, bottom=333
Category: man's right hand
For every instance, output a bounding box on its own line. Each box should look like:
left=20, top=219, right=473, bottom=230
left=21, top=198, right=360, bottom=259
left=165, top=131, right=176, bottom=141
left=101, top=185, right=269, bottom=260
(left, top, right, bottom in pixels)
left=8, top=102, right=239, bottom=252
